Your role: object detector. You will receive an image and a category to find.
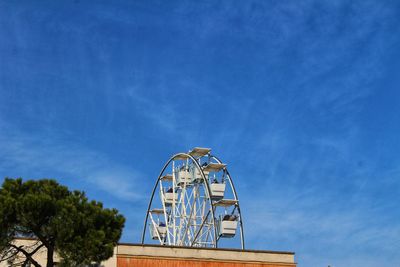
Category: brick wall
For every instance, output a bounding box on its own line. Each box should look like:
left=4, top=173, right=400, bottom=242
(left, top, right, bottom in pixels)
left=117, top=256, right=296, bottom=267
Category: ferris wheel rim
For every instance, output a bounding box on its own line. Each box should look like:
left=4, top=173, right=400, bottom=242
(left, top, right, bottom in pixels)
left=142, top=150, right=245, bottom=250
left=141, top=152, right=218, bottom=247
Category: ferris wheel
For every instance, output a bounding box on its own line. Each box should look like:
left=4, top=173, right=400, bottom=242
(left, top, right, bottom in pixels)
left=141, top=147, right=244, bottom=249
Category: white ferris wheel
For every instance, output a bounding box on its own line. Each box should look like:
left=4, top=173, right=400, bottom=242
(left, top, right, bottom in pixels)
left=141, top=147, right=244, bottom=249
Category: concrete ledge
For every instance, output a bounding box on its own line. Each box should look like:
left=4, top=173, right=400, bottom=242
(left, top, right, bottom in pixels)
left=117, top=243, right=295, bottom=264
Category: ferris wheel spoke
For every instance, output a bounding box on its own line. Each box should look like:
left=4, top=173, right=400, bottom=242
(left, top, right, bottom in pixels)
left=179, top=185, right=198, bottom=245
left=190, top=209, right=211, bottom=247
left=143, top=148, right=244, bottom=249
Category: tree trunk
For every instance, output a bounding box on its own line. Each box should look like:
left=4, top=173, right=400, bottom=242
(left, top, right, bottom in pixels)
left=46, top=247, right=54, bottom=267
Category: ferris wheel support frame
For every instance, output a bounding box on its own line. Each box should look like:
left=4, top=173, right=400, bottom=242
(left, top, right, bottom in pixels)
left=141, top=151, right=245, bottom=249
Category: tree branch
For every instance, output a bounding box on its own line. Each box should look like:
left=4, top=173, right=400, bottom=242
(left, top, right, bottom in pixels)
left=0, top=247, right=18, bottom=262
left=9, top=244, right=42, bottom=267
left=28, top=242, right=45, bottom=256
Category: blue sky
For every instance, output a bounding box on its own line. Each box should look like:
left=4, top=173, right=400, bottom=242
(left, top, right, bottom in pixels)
left=1, top=1, right=400, bottom=266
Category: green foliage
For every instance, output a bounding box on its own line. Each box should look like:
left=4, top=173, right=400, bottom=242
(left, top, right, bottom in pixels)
left=0, top=178, right=125, bottom=266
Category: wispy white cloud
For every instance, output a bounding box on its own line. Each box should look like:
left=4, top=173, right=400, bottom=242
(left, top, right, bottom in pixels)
left=124, top=85, right=207, bottom=147
left=127, top=92, right=179, bottom=133
left=243, top=187, right=400, bottom=266
left=0, top=121, right=144, bottom=202
left=231, top=84, right=399, bottom=266
left=88, top=169, right=140, bottom=200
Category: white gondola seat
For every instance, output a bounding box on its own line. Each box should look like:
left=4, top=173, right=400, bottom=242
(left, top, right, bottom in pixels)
left=194, top=169, right=209, bottom=183
left=219, top=217, right=238, bottom=238
left=210, top=183, right=225, bottom=200
left=164, top=192, right=178, bottom=206
left=151, top=223, right=167, bottom=240
left=177, top=170, right=191, bottom=185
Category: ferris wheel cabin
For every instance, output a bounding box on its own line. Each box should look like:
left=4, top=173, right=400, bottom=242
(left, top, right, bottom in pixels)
left=143, top=147, right=243, bottom=249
